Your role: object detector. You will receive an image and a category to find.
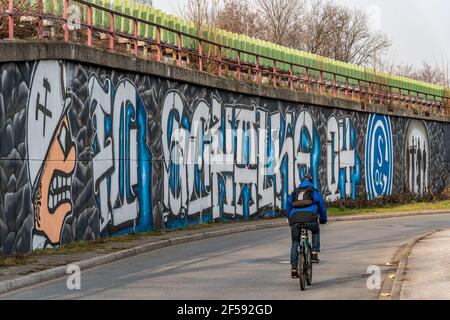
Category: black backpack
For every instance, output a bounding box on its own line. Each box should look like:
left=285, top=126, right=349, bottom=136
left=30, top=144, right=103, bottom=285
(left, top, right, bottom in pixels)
left=292, top=186, right=315, bottom=208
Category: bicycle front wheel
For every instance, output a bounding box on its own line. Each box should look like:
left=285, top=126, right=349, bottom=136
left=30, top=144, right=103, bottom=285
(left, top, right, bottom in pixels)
left=298, top=247, right=307, bottom=291
left=306, top=246, right=313, bottom=286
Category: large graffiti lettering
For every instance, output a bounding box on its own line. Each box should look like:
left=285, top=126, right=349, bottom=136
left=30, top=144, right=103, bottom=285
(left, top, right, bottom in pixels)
left=89, top=75, right=152, bottom=235
left=405, top=120, right=429, bottom=195
left=326, top=115, right=362, bottom=201
left=365, top=114, right=393, bottom=199
left=161, top=91, right=321, bottom=228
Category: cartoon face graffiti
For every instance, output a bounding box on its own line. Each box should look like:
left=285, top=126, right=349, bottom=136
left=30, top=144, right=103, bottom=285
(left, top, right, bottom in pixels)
left=33, top=115, right=76, bottom=243
left=27, top=61, right=76, bottom=248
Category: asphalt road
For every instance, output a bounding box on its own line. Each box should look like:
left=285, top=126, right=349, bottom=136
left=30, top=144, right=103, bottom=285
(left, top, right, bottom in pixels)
left=2, top=214, right=450, bottom=300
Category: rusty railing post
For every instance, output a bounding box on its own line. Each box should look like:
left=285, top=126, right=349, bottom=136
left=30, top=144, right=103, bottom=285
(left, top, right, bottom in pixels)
left=8, top=0, right=14, bottom=39
left=389, top=86, right=393, bottom=104
left=198, top=39, right=203, bottom=72
left=407, top=90, right=411, bottom=110
left=358, top=80, right=361, bottom=101
left=345, top=77, right=349, bottom=97
left=333, top=74, right=337, bottom=97
left=237, top=50, right=241, bottom=80
left=256, top=55, right=260, bottom=83
left=379, top=85, right=383, bottom=105
left=134, top=19, right=138, bottom=57
left=217, top=46, right=222, bottom=76
left=289, top=64, right=293, bottom=90
left=319, top=71, right=324, bottom=95
left=63, top=0, right=69, bottom=42
left=305, top=67, right=310, bottom=93
left=87, top=4, right=92, bottom=47
left=157, top=26, right=161, bottom=62
left=400, top=89, right=404, bottom=105
left=177, top=32, right=182, bottom=66
left=272, top=60, right=277, bottom=87
left=434, top=96, right=437, bottom=114
left=38, top=0, right=43, bottom=39
left=109, top=12, right=115, bottom=51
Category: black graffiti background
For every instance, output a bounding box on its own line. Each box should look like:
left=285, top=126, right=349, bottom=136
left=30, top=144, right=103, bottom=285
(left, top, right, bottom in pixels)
left=0, top=61, right=449, bottom=255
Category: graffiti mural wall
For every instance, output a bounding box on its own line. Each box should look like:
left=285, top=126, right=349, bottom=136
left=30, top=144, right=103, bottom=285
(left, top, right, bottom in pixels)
left=0, top=60, right=449, bottom=255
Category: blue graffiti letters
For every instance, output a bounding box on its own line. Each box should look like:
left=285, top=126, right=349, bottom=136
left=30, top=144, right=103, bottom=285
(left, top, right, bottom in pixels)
left=161, top=91, right=321, bottom=228
left=326, top=115, right=362, bottom=201
left=89, top=76, right=152, bottom=234
left=365, top=114, right=393, bottom=199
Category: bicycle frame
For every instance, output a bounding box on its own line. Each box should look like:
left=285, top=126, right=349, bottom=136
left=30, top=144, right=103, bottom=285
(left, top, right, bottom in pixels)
left=298, top=227, right=311, bottom=257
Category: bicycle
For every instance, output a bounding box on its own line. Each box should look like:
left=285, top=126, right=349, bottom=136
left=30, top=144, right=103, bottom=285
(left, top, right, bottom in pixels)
left=297, top=223, right=313, bottom=291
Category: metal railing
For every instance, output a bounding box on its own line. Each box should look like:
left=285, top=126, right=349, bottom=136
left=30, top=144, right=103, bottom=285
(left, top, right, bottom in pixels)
left=2, top=0, right=449, bottom=115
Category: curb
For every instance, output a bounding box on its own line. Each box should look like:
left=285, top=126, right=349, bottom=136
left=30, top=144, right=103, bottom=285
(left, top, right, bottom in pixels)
left=0, top=210, right=449, bottom=295
left=389, top=229, right=440, bottom=300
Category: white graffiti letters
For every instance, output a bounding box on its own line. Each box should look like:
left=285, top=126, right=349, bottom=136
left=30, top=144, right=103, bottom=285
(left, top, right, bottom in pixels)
left=326, top=115, right=361, bottom=201
left=89, top=77, right=114, bottom=231
left=89, top=76, right=146, bottom=231
left=161, top=91, right=321, bottom=225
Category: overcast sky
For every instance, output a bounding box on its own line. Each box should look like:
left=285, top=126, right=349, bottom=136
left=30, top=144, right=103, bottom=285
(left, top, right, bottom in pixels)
left=152, top=0, right=450, bottom=68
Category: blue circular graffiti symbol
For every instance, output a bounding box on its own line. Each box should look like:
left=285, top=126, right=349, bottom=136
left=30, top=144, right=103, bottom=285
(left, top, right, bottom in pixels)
left=365, top=114, right=393, bottom=199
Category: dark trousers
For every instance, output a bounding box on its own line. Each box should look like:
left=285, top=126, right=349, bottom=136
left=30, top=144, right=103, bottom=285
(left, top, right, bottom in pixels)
left=290, top=222, right=320, bottom=269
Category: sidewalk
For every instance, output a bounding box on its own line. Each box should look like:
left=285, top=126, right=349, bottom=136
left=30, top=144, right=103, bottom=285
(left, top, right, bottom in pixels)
left=400, top=229, right=450, bottom=300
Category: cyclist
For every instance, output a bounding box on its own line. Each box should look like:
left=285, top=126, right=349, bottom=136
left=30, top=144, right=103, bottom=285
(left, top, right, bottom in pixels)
left=287, top=177, right=327, bottom=279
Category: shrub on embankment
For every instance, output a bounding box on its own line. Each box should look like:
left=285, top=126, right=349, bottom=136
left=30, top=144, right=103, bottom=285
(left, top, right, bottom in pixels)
left=327, top=192, right=450, bottom=210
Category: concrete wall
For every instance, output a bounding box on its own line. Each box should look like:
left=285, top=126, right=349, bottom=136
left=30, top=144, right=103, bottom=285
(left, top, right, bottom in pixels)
left=0, top=42, right=449, bottom=255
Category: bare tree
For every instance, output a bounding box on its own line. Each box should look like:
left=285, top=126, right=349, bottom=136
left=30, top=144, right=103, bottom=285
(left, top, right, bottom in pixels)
left=388, top=61, right=450, bottom=87
left=298, top=1, right=338, bottom=55
left=176, top=0, right=447, bottom=87
left=215, top=0, right=264, bottom=37
left=299, top=0, right=391, bottom=66
left=178, top=0, right=222, bottom=32
left=254, top=0, right=305, bottom=45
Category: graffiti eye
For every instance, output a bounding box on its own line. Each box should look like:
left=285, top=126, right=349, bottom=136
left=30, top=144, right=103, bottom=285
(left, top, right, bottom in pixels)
left=58, top=123, right=72, bottom=157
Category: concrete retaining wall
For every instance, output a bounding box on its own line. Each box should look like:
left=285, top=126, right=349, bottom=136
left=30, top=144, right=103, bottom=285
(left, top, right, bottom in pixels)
left=0, top=42, right=449, bottom=255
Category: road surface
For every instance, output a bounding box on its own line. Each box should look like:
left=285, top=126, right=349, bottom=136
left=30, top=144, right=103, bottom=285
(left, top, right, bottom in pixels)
left=2, top=214, right=450, bottom=300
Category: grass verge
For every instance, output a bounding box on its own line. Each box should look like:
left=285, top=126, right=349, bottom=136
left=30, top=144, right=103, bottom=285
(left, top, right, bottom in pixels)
left=328, top=200, right=450, bottom=217
left=0, top=256, right=34, bottom=267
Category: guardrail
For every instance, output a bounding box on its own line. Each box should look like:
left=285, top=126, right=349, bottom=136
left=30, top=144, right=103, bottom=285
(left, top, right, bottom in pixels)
left=1, top=0, right=449, bottom=115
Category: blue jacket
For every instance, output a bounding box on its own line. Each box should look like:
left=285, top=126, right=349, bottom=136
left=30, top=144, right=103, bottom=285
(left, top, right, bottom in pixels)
left=287, top=180, right=328, bottom=224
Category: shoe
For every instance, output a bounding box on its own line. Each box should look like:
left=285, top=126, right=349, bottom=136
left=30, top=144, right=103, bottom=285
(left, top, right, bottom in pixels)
left=291, top=268, right=299, bottom=279
left=311, top=252, right=320, bottom=263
